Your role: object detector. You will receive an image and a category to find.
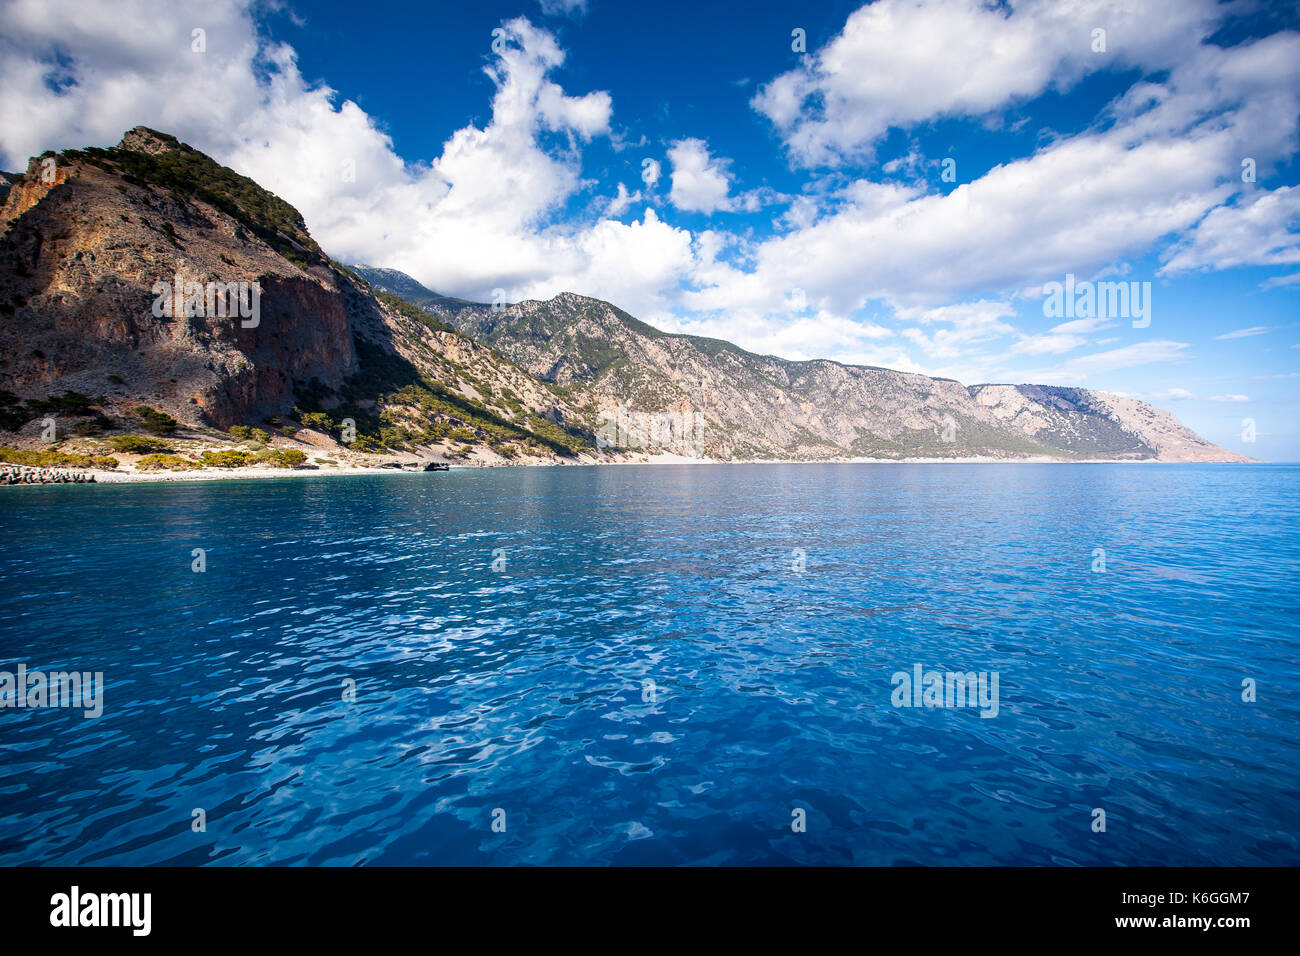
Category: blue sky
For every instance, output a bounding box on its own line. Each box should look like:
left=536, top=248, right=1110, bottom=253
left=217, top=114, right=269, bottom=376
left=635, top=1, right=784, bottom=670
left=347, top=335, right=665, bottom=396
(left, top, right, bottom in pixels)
left=1, top=0, right=1298, bottom=458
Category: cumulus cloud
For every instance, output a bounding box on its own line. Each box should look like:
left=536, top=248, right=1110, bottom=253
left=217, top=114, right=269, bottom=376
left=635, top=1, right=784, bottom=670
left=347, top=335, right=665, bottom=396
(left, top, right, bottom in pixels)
left=899, top=301, right=1018, bottom=360
left=541, top=208, right=695, bottom=320
left=0, top=3, right=703, bottom=317
left=685, top=23, right=1300, bottom=372
left=752, top=0, right=1225, bottom=167
left=667, top=138, right=733, bottom=214
left=0, top=0, right=277, bottom=164
left=684, top=121, right=1237, bottom=319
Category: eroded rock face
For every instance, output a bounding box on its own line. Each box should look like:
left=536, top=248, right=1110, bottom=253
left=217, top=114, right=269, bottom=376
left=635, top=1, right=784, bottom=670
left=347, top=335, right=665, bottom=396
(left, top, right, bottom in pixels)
left=0, top=140, right=356, bottom=428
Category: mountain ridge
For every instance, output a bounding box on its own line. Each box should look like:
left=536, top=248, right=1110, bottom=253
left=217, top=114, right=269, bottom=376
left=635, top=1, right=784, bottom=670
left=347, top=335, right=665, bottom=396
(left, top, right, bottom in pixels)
left=350, top=265, right=1248, bottom=463
left=0, top=127, right=1251, bottom=472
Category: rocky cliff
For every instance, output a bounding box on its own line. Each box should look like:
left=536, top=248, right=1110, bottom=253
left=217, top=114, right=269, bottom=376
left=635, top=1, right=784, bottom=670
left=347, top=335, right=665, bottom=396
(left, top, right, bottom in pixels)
left=0, top=129, right=601, bottom=465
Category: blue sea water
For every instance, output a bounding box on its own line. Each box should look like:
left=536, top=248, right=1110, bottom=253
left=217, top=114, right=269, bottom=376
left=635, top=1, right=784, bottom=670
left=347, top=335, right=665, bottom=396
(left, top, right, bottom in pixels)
left=0, top=462, right=1297, bottom=866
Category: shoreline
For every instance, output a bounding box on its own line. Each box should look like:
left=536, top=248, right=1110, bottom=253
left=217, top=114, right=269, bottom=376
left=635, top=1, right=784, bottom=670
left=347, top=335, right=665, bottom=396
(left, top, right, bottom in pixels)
left=0, top=454, right=1262, bottom=487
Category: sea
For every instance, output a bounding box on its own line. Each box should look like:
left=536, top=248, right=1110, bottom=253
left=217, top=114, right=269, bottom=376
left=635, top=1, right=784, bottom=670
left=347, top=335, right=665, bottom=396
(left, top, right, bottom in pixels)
left=1, top=463, right=1296, bottom=865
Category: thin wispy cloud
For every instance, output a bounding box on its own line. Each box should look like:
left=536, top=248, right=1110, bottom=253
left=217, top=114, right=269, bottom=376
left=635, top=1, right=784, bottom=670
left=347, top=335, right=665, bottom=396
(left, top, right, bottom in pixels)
left=1216, top=327, right=1271, bottom=340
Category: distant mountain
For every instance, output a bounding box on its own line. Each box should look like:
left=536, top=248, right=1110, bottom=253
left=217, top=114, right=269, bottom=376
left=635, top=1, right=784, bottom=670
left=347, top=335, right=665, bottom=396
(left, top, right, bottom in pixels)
left=418, top=283, right=1248, bottom=462
left=350, top=264, right=481, bottom=316
left=0, top=128, right=1249, bottom=467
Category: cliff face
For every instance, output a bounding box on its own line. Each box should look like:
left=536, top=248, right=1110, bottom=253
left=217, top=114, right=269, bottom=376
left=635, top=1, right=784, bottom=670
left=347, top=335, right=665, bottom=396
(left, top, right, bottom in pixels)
left=0, top=130, right=599, bottom=463
left=0, top=138, right=357, bottom=428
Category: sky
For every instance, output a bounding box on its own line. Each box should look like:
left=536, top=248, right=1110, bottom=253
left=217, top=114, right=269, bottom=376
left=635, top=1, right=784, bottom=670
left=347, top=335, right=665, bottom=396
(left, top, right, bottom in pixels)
left=1, top=0, right=1298, bottom=458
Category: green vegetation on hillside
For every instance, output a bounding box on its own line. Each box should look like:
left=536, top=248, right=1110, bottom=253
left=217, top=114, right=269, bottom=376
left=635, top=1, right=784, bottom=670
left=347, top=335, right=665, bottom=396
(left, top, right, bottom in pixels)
left=198, top=447, right=307, bottom=469
left=133, top=406, right=178, bottom=435
left=135, top=453, right=196, bottom=471
left=0, top=447, right=118, bottom=469
left=373, top=289, right=452, bottom=334
left=290, top=334, right=591, bottom=458
left=63, top=129, right=323, bottom=267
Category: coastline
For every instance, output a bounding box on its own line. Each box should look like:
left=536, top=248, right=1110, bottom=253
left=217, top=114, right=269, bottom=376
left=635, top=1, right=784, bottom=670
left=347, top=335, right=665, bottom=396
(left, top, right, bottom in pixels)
left=0, top=453, right=1258, bottom=488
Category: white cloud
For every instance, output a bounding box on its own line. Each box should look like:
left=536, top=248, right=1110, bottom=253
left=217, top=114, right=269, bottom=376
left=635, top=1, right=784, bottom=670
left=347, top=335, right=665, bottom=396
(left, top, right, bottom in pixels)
left=899, top=300, right=1018, bottom=360
left=667, top=138, right=733, bottom=214
left=1011, top=333, right=1085, bottom=356
left=685, top=122, right=1237, bottom=320
left=606, top=182, right=642, bottom=217
left=539, top=0, right=587, bottom=17
left=1029, top=340, right=1191, bottom=383
left=0, top=0, right=276, bottom=165
left=0, top=5, right=704, bottom=316
left=1012, top=315, right=1118, bottom=355
left=685, top=24, right=1300, bottom=376
left=752, top=0, right=1224, bottom=166
left=1162, top=186, right=1300, bottom=274
left=1262, top=272, right=1300, bottom=289
left=1050, top=317, right=1117, bottom=335
left=540, top=208, right=695, bottom=319
left=1209, top=394, right=1251, bottom=402
left=1215, top=326, right=1271, bottom=340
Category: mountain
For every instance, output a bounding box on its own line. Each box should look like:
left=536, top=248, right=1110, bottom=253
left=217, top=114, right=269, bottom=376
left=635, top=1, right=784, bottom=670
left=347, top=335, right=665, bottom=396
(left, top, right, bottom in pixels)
left=350, top=264, right=481, bottom=315
left=0, top=127, right=1248, bottom=471
left=0, top=128, right=604, bottom=467
left=397, top=283, right=1248, bottom=462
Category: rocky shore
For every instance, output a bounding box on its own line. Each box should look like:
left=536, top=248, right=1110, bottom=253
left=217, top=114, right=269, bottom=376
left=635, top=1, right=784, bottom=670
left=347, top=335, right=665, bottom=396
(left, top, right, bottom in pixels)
left=1, top=465, right=97, bottom=485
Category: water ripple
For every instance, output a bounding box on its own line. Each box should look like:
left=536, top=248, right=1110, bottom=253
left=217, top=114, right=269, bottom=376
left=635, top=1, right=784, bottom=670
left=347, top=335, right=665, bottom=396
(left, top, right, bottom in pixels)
left=0, top=463, right=1297, bottom=865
